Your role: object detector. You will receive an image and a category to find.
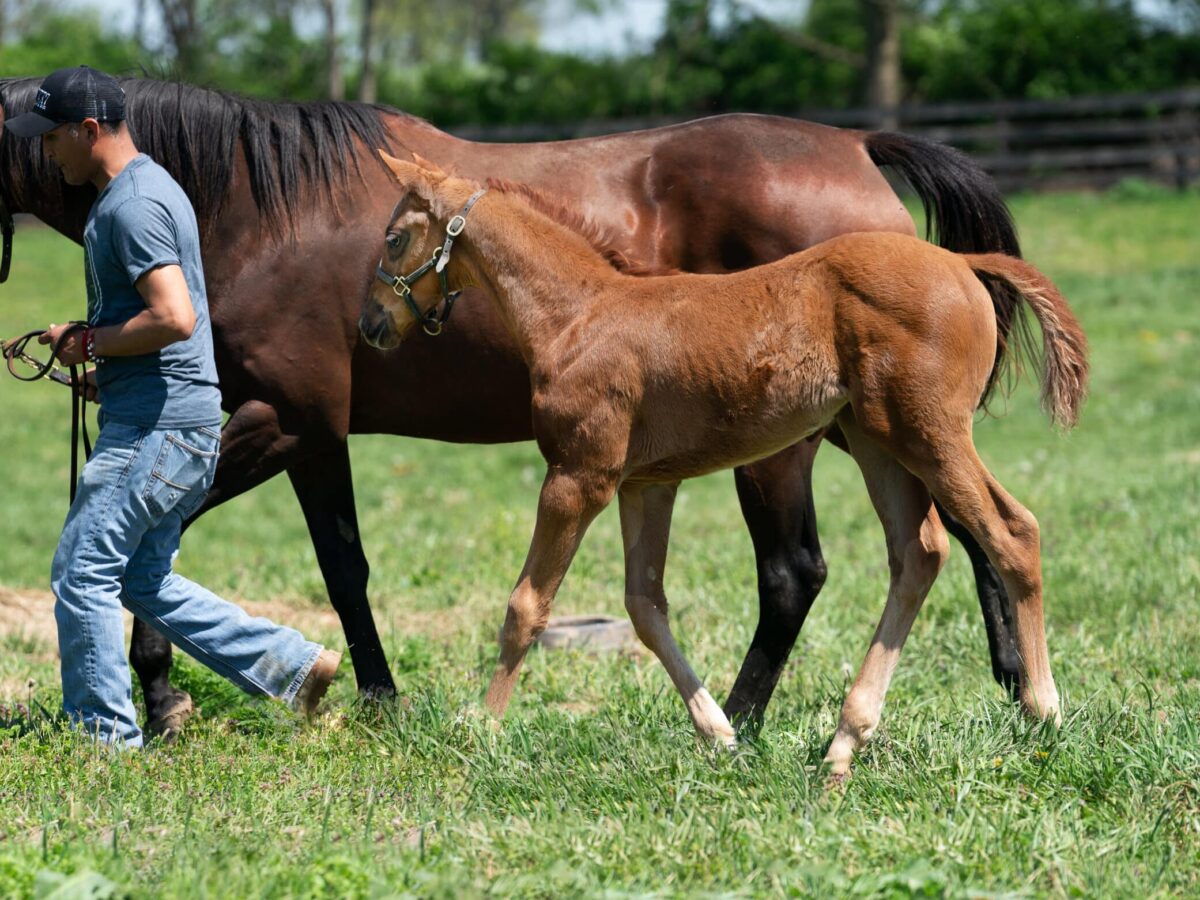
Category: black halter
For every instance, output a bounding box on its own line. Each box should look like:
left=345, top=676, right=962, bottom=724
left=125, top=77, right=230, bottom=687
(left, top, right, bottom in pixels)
left=375, top=190, right=486, bottom=337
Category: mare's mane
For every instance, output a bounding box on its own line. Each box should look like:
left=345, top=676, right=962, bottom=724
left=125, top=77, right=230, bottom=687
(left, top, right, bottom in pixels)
left=0, top=76, right=411, bottom=239
left=484, top=178, right=678, bottom=278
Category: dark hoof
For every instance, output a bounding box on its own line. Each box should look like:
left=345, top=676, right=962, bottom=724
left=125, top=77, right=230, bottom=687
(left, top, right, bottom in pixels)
left=726, top=706, right=766, bottom=737
left=147, top=692, right=195, bottom=743
left=359, top=684, right=398, bottom=702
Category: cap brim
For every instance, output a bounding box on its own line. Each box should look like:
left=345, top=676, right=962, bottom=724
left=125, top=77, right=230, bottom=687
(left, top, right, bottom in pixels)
left=4, top=110, right=62, bottom=137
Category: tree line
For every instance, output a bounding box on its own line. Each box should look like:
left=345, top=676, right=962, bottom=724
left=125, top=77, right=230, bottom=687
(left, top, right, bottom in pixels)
left=1, top=0, right=1198, bottom=126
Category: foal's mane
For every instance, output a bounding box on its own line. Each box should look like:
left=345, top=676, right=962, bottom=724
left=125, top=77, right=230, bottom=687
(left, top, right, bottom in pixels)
left=484, top=178, right=678, bottom=278
left=0, top=76, right=409, bottom=239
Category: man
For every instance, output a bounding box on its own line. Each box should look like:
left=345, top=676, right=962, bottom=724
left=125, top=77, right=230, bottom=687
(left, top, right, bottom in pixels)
left=5, top=66, right=340, bottom=748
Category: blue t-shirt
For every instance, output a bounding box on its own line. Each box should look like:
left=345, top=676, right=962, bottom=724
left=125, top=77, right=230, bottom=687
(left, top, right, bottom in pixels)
left=83, top=154, right=221, bottom=428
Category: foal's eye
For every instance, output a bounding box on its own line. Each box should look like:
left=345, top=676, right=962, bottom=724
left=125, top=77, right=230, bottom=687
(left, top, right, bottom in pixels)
left=386, top=232, right=406, bottom=251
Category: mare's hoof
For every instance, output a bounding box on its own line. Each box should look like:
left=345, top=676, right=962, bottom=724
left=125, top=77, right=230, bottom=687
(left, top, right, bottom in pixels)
left=359, top=683, right=398, bottom=702
left=147, top=692, right=195, bottom=743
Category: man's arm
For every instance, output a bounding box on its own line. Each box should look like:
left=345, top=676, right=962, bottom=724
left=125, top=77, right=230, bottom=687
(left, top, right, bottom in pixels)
left=42, top=264, right=195, bottom=364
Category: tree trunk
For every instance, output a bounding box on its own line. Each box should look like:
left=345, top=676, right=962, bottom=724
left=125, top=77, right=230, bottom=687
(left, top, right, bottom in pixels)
left=358, top=0, right=378, bottom=103
left=158, top=0, right=202, bottom=77
left=133, top=0, right=148, bottom=49
left=324, top=0, right=344, bottom=101
left=863, top=0, right=901, bottom=130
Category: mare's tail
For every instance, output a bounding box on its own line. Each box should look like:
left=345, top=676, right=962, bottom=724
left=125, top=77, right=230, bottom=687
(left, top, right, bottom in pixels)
left=962, top=254, right=1090, bottom=429
left=864, top=131, right=1025, bottom=411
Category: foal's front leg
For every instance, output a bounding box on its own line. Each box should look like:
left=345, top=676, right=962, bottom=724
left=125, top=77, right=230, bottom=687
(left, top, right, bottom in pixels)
left=618, top=483, right=737, bottom=748
left=484, top=468, right=617, bottom=717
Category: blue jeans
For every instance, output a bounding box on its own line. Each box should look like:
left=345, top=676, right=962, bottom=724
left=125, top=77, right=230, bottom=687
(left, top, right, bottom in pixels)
left=51, top=421, right=324, bottom=748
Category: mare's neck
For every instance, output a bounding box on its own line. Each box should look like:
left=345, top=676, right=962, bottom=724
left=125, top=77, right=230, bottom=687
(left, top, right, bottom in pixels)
left=457, top=192, right=622, bottom=365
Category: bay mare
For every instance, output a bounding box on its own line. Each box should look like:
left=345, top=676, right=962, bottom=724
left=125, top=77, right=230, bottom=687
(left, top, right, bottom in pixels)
left=1, top=75, right=1023, bottom=736
left=362, top=155, right=1088, bottom=774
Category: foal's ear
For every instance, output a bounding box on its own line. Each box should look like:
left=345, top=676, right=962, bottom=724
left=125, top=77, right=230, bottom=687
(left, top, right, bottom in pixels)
left=378, top=149, right=426, bottom=186
left=410, top=152, right=449, bottom=181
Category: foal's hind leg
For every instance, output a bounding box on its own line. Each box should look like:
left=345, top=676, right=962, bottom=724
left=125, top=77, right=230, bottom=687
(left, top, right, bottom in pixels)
left=823, top=418, right=949, bottom=777
left=619, top=483, right=736, bottom=748
left=897, top=435, right=1060, bottom=723
left=483, top=468, right=616, bottom=717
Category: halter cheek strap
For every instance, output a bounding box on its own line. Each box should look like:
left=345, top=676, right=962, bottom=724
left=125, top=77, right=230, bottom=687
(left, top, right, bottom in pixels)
left=375, top=190, right=486, bottom=337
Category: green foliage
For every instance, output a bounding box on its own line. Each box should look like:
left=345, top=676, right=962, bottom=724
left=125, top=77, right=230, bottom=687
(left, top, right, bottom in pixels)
left=384, top=0, right=1200, bottom=126
left=0, top=12, right=141, bottom=78
left=2, top=0, right=1199, bottom=123
left=207, top=16, right=327, bottom=101
left=906, top=0, right=1200, bottom=101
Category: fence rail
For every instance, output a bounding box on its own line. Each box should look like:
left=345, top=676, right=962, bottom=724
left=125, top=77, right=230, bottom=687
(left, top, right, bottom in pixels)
left=449, top=88, right=1200, bottom=192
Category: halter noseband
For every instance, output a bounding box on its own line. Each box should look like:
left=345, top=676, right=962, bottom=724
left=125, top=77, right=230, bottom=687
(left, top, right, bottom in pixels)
left=375, top=189, right=486, bottom=337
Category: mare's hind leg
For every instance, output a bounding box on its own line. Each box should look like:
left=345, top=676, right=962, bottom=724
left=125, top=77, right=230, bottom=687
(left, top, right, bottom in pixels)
left=619, top=483, right=736, bottom=748
left=130, top=622, right=193, bottom=739
left=484, top=468, right=616, bottom=716
left=823, top=417, right=949, bottom=777
left=935, top=500, right=1021, bottom=698
left=724, top=438, right=827, bottom=728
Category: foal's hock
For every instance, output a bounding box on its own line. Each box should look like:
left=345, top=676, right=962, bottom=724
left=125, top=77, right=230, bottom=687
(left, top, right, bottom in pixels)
left=363, top=153, right=1088, bottom=776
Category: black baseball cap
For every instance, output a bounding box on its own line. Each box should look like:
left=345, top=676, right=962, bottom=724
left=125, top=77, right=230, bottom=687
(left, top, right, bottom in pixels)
left=5, top=66, right=126, bottom=137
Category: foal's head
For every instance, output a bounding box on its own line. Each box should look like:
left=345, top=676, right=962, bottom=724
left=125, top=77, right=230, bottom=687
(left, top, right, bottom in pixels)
left=359, top=151, right=484, bottom=350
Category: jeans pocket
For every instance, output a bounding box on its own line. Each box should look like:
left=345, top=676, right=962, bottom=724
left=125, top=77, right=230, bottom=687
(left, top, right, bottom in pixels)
left=142, top=430, right=218, bottom=520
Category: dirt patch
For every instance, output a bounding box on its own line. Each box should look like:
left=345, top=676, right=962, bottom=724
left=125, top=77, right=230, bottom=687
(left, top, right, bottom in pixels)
left=0, top=586, right=349, bottom=649
left=0, top=586, right=468, bottom=675
left=0, top=588, right=60, bottom=649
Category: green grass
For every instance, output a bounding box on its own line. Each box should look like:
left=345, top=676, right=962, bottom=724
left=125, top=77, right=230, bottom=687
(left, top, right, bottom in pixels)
left=1, top=188, right=1198, bottom=897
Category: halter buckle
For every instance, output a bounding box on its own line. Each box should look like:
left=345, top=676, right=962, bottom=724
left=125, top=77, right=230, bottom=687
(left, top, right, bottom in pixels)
left=446, top=215, right=466, bottom=237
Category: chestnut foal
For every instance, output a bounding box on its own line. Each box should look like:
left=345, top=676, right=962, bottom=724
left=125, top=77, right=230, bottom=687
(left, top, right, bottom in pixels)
left=360, top=154, right=1088, bottom=775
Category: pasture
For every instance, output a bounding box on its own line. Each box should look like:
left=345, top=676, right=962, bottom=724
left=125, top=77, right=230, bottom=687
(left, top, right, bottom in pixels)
left=0, top=187, right=1197, bottom=897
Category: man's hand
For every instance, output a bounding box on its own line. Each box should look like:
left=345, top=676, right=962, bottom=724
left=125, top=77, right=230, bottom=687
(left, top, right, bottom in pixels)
left=38, top=323, right=86, bottom=366
left=75, top=368, right=99, bottom=403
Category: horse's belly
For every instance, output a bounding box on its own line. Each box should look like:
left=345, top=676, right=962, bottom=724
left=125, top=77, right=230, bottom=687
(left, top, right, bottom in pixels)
left=626, top=393, right=845, bottom=483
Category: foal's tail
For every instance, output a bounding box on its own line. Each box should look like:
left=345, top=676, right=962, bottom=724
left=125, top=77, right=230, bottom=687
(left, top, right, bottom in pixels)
left=962, top=254, right=1090, bottom=429
left=864, top=131, right=1025, bottom=410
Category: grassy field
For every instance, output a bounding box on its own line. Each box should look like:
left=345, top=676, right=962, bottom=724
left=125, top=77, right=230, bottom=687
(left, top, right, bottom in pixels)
left=0, top=187, right=1197, bottom=898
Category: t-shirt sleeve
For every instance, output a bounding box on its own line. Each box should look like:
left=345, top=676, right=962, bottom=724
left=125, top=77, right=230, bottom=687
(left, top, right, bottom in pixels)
left=109, top=196, right=183, bottom=287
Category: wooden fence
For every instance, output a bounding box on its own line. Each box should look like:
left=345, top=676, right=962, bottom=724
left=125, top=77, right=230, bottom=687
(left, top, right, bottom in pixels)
left=449, top=88, right=1200, bottom=192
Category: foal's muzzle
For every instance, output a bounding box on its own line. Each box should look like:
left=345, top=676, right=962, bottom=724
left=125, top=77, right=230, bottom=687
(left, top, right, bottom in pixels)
left=359, top=301, right=400, bottom=351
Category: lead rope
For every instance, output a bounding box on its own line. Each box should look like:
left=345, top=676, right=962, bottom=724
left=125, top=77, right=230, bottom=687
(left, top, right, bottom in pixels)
left=2, top=324, right=93, bottom=503
left=0, top=193, right=13, bottom=284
